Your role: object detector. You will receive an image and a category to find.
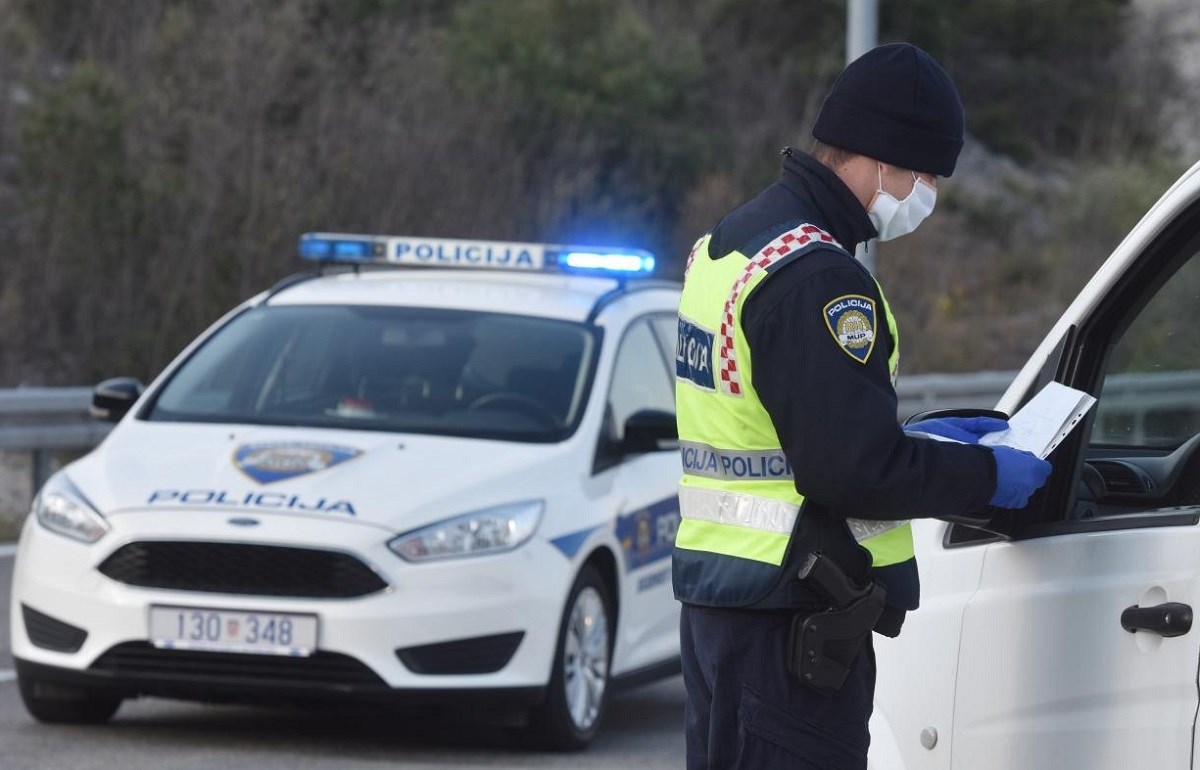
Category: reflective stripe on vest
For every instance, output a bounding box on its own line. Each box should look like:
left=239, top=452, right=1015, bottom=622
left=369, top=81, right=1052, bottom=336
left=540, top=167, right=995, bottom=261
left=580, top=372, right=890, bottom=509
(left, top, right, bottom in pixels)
left=679, top=441, right=792, bottom=481
left=673, top=224, right=916, bottom=607
left=678, top=486, right=908, bottom=563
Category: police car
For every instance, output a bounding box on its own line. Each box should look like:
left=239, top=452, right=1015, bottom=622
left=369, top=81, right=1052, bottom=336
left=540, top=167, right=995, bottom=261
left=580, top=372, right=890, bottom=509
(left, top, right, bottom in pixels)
left=870, top=158, right=1200, bottom=770
left=9, top=234, right=683, bottom=750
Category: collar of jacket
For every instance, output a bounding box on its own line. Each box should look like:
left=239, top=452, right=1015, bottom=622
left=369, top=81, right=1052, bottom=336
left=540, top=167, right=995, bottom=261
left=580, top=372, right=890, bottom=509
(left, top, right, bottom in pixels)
left=778, top=147, right=877, bottom=249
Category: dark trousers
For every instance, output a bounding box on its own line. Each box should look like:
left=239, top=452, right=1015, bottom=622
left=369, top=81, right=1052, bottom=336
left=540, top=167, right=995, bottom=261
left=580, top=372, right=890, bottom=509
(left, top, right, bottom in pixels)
left=680, top=604, right=875, bottom=770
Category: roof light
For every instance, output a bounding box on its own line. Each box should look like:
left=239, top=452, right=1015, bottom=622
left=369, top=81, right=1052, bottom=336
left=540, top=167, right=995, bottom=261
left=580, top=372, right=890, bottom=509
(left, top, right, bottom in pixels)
left=558, top=250, right=655, bottom=275
left=297, top=232, right=656, bottom=277
left=298, top=235, right=382, bottom=262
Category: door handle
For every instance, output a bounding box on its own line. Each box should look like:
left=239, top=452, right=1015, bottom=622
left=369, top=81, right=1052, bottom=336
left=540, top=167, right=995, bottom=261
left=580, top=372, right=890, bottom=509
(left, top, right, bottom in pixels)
left=1121, top=602, right=1193, bottom=638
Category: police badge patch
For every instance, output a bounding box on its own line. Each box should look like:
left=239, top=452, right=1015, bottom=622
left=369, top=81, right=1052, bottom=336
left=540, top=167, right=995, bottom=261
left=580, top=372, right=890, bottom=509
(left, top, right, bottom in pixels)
left=234, top=442, right=362, bottom=484
left=823, top=294, right=877, bottom=364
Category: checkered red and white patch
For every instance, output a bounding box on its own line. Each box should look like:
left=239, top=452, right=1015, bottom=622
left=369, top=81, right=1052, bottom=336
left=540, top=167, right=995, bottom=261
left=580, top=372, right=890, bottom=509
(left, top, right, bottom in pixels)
left=717, top=224, right=839, bottom=396
left=683, top=236, right=704, bottom=279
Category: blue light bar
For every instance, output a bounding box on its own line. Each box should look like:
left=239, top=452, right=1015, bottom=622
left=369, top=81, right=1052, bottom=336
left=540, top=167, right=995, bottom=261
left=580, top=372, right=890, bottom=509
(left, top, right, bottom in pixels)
left=557, top=250, right=656, bottom=275
left=298, top=235, right=381, bottom=262
left=298, top=232, right=656, bottom=277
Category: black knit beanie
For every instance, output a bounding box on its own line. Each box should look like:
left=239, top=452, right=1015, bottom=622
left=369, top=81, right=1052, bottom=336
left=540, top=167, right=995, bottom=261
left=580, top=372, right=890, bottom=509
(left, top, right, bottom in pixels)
left=812, top=43, right=964, bottom=177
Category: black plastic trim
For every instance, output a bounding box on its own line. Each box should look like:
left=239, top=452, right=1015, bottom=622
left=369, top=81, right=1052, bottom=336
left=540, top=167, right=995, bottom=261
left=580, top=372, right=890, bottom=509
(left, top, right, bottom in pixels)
left=263, top=270, right=321, bottom=300
left=942, top=522, right=1003, bottom=550
left=943, top=509, right=1200, bottom=548
left=21, top=604, right=88, bottom=653
left=1020, top=508, right=1200, bottom=539
left=97, top=541, right=389, bottom=598
left=15, top=654, right=545, bottom=708
left=586, top=280, right=682, bottom=325
left=395, top=632, right=525, bottom=675
left=609, top=656, right=681, bottom=694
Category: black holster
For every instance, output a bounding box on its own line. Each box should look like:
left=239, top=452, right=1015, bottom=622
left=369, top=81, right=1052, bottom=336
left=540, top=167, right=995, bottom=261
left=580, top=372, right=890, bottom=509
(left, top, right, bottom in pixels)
left=786, top=553, right=886, bottom=695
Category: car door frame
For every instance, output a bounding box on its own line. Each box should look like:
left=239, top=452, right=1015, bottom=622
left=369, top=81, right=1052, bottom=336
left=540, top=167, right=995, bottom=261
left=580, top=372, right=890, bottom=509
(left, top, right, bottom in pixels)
left=972, top=196, right=1200, bottom=543
left=589, top=309, right=682, bottom=679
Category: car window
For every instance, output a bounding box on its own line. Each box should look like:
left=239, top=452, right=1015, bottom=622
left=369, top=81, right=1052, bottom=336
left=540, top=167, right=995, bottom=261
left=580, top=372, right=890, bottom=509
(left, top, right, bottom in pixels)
left=649, top=315, right=677, bottom=372
left=1092, top=251, right=1200, bottom=449
left=945, top=203, right=1200, bottom=543
left=147, top=305, right=596, bottom=442
left=1049, top=223, right=1200, bottom=529
left=607, top=319, right=675, bottom=441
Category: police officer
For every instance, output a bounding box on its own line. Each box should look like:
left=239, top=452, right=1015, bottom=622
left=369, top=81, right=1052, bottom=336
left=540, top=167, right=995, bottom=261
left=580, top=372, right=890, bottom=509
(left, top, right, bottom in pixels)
left=672, top=43, right=1052, bottom=769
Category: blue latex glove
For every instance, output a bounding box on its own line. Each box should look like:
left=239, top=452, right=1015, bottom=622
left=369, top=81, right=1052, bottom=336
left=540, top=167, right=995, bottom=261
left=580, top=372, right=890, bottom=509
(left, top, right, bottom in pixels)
left=905, top=416, right=1009, bottom=444
left=989, top=445, right=1053, bottom=508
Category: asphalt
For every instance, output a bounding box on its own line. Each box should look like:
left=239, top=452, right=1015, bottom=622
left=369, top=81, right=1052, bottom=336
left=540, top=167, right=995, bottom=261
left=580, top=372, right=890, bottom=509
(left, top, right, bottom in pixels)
left=0, top=548, right=687, bottom=769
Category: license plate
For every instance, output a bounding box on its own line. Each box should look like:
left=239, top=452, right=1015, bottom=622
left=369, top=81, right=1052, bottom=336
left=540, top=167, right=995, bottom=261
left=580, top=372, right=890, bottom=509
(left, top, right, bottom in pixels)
left=149, top=605, right=318, bottom=657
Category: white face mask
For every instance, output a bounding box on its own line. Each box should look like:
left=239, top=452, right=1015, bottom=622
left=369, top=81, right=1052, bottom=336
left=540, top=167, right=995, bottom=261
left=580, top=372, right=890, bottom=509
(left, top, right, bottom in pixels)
left=867, top=165, right=937, bottom=241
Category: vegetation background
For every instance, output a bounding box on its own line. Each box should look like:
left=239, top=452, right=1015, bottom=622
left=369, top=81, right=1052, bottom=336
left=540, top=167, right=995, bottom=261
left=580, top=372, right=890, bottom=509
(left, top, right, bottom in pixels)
left=0, top=0, right=1196, bottom=385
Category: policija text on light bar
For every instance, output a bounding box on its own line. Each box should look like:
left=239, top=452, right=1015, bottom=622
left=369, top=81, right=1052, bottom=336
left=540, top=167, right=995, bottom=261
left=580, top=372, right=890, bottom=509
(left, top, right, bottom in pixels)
left=297, top=233, right=656, bottom=275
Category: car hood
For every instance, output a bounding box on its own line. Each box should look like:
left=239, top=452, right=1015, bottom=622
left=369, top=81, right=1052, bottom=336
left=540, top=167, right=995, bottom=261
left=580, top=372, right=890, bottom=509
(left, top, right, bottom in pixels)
left=65, top=420, right=575, bottom=531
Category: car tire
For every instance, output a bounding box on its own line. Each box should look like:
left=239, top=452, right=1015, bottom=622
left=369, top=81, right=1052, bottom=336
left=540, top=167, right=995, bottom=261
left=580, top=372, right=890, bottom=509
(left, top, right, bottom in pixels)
left=523, top=563, right=614, bottom=751
left=17, top=672, right=123, bottom=724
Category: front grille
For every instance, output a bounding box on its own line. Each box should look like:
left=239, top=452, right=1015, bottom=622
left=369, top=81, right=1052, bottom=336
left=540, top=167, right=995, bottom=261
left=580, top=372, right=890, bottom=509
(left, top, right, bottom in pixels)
left=396, top=632, right=525, bottom=675
left=91, top=642, right=387, bottom=690
left=97, top=541, right=388, bottom=598
left=22, top=604, right=88, bottom=653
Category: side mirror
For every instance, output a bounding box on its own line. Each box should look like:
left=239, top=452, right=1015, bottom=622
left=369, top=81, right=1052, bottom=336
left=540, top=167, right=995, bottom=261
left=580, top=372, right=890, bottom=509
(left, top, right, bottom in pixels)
left=902, top=407, right=1013, bottom=535
left=903, top=407, right=1009, bottom=426
left=91, top=377, right=145, bottom=423
left=622, top=409, right=678, bottom=454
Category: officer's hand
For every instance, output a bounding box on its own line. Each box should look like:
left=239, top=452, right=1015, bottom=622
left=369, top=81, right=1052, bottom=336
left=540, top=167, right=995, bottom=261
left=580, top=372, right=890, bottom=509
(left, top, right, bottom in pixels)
left=988, top=445, right=1053, bottom=508
left=904, top=416, right=1009, bottom=444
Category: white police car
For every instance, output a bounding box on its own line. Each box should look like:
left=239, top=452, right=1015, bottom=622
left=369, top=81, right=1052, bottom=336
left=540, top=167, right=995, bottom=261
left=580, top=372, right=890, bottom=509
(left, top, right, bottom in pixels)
left=10, top=234, right=683, bottom=750
left=871, top=158, right=1200, bottom=770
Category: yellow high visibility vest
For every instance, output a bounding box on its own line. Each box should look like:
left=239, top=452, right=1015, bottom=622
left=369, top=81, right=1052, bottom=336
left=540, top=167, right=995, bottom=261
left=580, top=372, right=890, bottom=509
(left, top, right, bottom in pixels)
left=673, top=223, right=914, bottom=607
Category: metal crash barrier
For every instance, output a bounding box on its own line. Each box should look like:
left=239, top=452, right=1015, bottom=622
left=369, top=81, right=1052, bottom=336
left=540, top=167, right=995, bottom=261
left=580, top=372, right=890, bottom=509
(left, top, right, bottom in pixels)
left=3, top=368, right=1200, bottom=494
left=0, top=388, right=112, bottom=491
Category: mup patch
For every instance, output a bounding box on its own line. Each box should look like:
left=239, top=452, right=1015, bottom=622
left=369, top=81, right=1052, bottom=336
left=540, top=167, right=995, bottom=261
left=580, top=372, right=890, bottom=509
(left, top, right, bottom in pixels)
left=234, top=442, right=362, bottom=484
left=823, top=294, right=876, bottom=364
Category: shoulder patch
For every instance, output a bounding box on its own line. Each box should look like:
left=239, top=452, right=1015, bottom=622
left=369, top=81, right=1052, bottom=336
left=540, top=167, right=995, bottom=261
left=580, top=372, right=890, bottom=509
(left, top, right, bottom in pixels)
left=823, top=294, right=877, bottom=364
left=676, top=314, right=716, bottom=391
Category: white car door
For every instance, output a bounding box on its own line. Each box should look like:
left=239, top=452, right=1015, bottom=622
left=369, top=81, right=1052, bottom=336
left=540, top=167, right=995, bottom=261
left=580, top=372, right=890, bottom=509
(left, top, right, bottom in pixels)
left=951, top=197, right=1200, bottom=769
left=595, top=315, right=681, bottom=675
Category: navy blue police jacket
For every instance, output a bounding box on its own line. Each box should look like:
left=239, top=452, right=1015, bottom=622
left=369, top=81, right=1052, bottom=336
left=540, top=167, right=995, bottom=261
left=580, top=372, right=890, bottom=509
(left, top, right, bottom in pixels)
left=708, top=147, right=997, bottom=623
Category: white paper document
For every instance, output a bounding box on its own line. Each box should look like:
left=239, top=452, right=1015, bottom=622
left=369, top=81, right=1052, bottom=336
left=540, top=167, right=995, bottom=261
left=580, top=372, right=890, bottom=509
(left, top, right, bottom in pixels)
left=978, top=381, right=1097, bottom=458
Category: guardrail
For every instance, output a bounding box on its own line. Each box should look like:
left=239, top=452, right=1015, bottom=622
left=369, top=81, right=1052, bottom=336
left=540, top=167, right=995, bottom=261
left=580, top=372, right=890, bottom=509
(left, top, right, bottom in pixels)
left=894, top=370, right=1016, bottom=420
left=5, top=368, right=1200, bottom=512
left=0, top=388, right=112, bottom=491
left=0, top=372, right=1020, bottom=493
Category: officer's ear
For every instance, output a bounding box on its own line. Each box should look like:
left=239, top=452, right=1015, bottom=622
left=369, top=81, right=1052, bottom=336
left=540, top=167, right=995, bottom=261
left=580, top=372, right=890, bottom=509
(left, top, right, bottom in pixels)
left=836, top=154, right=887, bottom=209
left=876, top=161, right=904, bottom=184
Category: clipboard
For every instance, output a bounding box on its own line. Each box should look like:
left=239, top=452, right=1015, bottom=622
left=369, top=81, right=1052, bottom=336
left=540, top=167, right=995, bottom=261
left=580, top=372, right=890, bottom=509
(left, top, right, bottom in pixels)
left=978, top=382, right=1097, bottom=459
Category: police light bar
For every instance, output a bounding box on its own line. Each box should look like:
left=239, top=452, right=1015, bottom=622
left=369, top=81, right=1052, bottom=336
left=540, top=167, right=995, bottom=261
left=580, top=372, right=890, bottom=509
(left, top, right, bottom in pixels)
left=298, top=233, right=655, bottom=276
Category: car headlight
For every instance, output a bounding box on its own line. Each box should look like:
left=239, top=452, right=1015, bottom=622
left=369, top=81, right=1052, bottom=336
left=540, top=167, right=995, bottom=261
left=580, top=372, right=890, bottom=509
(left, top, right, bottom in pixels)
left=33, top=473, right=110, bottom=544
left=388, top=500, right=543, bottom=562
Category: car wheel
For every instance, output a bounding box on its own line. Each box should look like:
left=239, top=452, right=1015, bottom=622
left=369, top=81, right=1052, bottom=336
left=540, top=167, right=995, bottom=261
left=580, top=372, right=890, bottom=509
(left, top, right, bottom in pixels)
left=18, top=672, right=123, bottom=724
left=524, top=564, right=613, bottom=751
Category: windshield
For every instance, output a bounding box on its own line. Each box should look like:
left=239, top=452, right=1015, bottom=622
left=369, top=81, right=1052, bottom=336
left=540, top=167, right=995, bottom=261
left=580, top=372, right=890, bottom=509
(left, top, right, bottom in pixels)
left=147, top=305, right=597, bottom=441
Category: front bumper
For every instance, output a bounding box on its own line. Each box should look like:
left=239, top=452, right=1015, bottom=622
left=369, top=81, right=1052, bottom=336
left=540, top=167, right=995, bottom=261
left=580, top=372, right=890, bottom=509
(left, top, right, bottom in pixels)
left=10, top=509, right=573, bottom=704
left=13, top=654, right=545, bottom=710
